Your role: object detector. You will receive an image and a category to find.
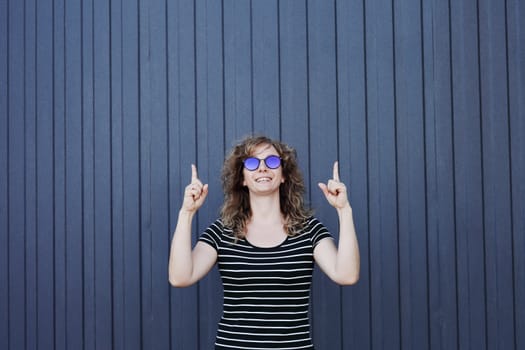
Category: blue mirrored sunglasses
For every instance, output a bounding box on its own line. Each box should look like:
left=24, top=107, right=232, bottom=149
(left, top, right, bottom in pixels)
left=243, top=155, right=282, bottom=171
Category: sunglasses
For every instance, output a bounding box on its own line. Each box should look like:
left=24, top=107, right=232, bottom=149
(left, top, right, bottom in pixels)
left=243, top=155, right=282, bottom=171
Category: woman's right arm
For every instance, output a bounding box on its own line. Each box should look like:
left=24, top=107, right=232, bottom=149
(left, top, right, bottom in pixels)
left=168, top=165, right=217, bottom=287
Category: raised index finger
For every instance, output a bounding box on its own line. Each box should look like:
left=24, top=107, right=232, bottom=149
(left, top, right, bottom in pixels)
left=333, top=161, right=340, bottom=182
left=191, top=164, right=198, bottom=181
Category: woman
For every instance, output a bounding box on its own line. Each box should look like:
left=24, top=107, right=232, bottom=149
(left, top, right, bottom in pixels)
left=169, top=135, right=360, bottom=349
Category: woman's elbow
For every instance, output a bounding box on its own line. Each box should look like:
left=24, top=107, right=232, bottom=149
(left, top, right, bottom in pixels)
left=169, top=274, right=193, bottom=288
left=336, top=272, right=360, bottom=286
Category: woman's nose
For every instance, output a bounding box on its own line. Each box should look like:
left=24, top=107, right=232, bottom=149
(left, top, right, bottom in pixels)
left=257, top=160, right=268, bottom=171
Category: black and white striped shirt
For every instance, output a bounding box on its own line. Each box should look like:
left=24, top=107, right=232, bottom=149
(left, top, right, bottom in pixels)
left=199, top=217, right=332, bottom=350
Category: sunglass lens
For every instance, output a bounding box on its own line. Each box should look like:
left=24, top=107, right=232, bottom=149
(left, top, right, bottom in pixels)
left=265, top=156, right=281, bottom=169
left=244, top=157, right=260, bottom=171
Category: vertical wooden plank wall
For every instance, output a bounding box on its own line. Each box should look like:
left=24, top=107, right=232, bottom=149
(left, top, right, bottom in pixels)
left=194, top=0, right=223, bottom=348
left=423, top=1, right=457, bottom=349
left=336, top=1, right=370, bottom=349
left=0, top=0, right=8, bottom=346
left=394, top=0, right=428, bottom=348
left=23, top=1, right=37, bottom=349
left=6, top=1, right=25, bottom=350
left=36, top=0, right=56, bottom=348
left=1, top=0, right=524, bottom=349
left=451, top=1, right=486, bottom=349
left=306, top=1, right=341, bottom=349
left=478, top=1, right=514, bottom=349
left=508, top=2, right=525, bottom=349
left=365, top=0, right=400, bottom=348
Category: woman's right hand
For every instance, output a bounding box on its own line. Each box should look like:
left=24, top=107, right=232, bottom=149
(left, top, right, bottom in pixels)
left=181, top=164, right=209, bottom=213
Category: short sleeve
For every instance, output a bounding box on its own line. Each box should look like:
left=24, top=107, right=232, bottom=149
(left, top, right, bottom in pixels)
left=198, top=219, right=224, bottom=252
left=306, top=217, right=333, bottom=248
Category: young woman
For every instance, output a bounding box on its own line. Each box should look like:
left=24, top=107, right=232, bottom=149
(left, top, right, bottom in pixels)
left=169, top=135, right=360, bottom=349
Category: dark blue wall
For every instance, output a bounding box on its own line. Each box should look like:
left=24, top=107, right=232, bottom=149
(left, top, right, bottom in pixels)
left=1, top=0, right=524, bottom=349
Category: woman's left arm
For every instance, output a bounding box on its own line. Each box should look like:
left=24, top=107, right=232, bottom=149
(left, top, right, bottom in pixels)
left=316, top=161, right=360, bottom=285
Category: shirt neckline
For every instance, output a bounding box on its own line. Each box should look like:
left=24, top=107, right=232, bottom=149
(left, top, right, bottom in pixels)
left=243, top=235, right=289, bottom=250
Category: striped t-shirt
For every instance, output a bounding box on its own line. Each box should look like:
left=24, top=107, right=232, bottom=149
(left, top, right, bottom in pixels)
left=199, top=217, right=332, bottom=350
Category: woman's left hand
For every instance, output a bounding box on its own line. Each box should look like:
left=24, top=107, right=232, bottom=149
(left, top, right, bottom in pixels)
left=318, top=161, right=351, bottom=210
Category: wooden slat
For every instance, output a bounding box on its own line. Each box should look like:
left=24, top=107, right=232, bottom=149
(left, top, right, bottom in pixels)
left=194, top=0, right=224, bottom=348
left=451, top=0, right=487, bottom=348
left=223, top=0, right=253, bottom=140
left=479, top=0, right=515, bottom=348
left=92, top=0, right=113, bottom=348
left=394, top=0, right=430, bottom=348
left=252, top=0, right=280, bottom=137
left=64, top=0, right=84, bottom=348
left=336, top=0, right=371, bottom=348
left=168, top=0, right=199, bottom=348
left=306, top=1, right=341, bottom=349
left=279, top=0, right=309, bottom=160
left=423, top=1, right=459, bottom=348
left=148, top=0, right=171, bottom=348
left=507, top=1, right=525, bottom=349
left=110, top=0, right=125, bottom=348
left=138, top=0, right=152, bottom=347
left=0, top=0, right=8, bottom=346
left=81, top=1, right=96, bottom=348
left=52, top=0, right=66, bottom=347
left=7, top=0, right=26, bottom=348
left=120, top=0, right=142, bottom=348
left=365, top=0, right=400, bottom=348
left=35, top=0, right=56, bottom=347
left=24, top=0, right=38, bottom=348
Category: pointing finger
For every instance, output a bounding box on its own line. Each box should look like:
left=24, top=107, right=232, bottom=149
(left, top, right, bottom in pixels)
left=191, top=164, right=198, bottom=181
left=333, top=161, right=340, bottom=182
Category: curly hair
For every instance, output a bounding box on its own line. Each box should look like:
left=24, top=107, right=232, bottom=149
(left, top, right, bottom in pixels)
left=220, top=135, right=312, bottom=239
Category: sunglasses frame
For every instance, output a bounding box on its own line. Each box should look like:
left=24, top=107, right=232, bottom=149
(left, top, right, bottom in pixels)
left=243, top=155, right=282, bottom=171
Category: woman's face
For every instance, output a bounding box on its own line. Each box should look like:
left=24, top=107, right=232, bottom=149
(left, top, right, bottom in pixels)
left=242, top=143, right=284, bottom=196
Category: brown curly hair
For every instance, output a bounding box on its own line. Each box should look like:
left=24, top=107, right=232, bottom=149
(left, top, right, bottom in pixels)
left=220, top=135, right=312, bottom=239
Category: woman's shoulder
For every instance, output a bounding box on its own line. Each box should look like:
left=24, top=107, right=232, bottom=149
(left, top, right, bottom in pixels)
left=204, top=218, right=235, bottom=237
left=200, top=218, right=236, bottom=248
left=205, top=218, right=228, bottom=232
left=300, top=216, right=330, bottom=234
left=301, top=216, right=332, bottom=245
left=302, top=216, right=324, bottom=229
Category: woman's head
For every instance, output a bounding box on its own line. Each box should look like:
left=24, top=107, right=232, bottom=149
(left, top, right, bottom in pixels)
left=220, top=135, right=312, bottom=238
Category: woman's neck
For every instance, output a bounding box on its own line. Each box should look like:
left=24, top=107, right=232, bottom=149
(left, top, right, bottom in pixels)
left=249, top=193, right=283, bottom=224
